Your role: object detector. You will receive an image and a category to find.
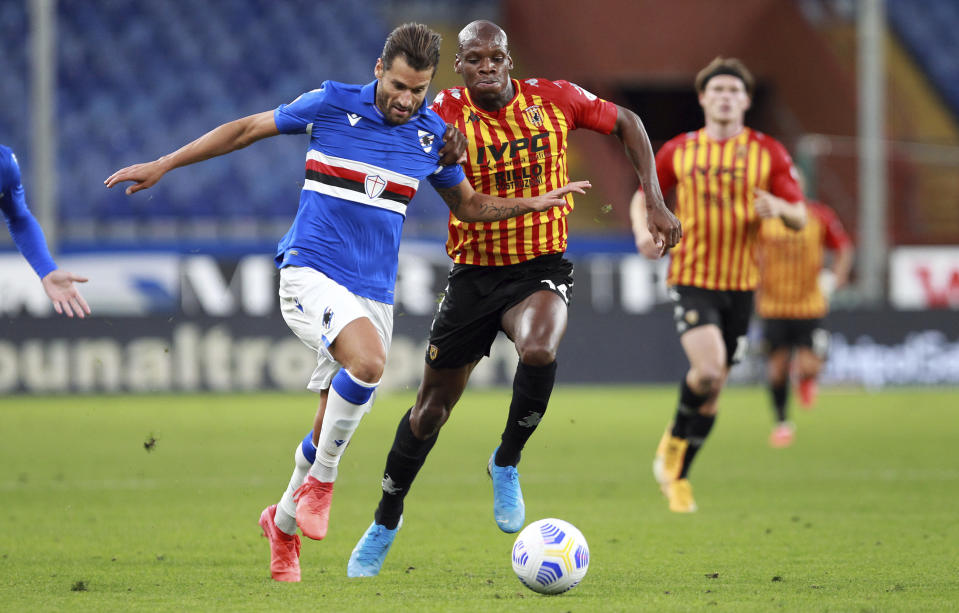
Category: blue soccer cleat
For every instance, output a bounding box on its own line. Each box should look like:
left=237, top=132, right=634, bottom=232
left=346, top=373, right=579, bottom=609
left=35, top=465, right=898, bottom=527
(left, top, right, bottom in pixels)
left=347, top=518, right=402, bottom=577
left=487, top=447, right=525, bottom=533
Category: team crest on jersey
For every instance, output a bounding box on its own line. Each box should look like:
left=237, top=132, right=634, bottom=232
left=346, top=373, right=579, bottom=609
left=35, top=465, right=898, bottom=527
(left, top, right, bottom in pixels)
left=322, top=306, right=334, bottom=331
left=429, top=344, right=439, bottom=361
left=418, top=130, right=436, bottom=153
left=364, top=174, right=387, bottom=199
left=522, top=105, right=544, bottom=128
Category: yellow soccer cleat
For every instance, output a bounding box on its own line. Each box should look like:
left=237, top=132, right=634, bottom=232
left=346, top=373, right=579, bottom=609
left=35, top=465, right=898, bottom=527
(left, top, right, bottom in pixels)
left=667, top=478, right=698, bottom=513
left=653, top=427, right=688, bottom=496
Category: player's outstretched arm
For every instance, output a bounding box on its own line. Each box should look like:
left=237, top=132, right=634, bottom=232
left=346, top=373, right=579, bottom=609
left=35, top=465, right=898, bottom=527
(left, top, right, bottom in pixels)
left=612, top=105, right=682, bottom=251
left=436, top=179, right=591, bottom=222
left=104, top=111, right=280, bottom=195
left=41, top=269, right=91, bottom=318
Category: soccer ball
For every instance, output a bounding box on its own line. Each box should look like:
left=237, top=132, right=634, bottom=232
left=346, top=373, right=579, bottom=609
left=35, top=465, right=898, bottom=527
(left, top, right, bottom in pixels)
left=511, top=518, right=589, bottom=594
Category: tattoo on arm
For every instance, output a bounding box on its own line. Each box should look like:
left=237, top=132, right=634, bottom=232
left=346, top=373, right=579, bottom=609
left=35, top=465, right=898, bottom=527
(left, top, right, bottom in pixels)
left=436, top=186, right=465, bottom=215
left=437, top=187, right=526, bottom=221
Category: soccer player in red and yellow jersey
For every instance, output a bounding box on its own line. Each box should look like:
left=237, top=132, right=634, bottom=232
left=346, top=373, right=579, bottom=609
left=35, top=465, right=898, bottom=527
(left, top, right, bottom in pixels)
left=758, top=198, right=853, bottom=447
left=631, top=57, right=806, bottom=512
left=347, top=20, right=681, bottom=576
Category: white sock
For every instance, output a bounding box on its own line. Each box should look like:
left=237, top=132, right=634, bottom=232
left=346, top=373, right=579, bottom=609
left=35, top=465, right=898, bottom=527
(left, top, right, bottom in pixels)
left=275, top=443, right=310, bottom=535
left=308, top=370, right=377, bottom=482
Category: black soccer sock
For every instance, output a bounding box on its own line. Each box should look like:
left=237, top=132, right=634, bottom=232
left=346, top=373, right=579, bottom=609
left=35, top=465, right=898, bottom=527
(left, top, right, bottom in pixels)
left=495, top=360, right=557, bottom=467
left=374, top=408, right=438, bottom=530
left=679, top=412, right=716, bottom=479
left=770, top=381, right=789, bottom=423
left=671, top=378, right=710, bottom=439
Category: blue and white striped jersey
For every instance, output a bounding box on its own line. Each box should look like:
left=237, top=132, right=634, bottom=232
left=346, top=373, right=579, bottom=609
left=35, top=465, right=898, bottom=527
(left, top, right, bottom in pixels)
left=274, top=80, right=464, bottom=304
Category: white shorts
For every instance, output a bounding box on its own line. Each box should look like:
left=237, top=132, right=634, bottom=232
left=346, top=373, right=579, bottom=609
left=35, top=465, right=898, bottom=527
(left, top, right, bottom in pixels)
left=279, top=266, right=393, bottom=393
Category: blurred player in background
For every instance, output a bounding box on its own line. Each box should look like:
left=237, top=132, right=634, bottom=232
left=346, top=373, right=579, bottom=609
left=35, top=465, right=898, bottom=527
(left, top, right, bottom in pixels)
left=347, top=20, right=680, bottom=577
left=1, top=144, right=90, bottom=318
left=631, top=57, right=806, bottom=512
left=106, top=23, right=587, bottom=582
left=758, top=185, right=853, bottom=447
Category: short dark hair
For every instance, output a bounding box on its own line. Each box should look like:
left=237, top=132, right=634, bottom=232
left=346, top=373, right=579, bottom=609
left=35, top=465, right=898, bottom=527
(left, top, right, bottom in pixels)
left=381, top=23, right=442, bottom=74
left=695, top=57, right=755, bottom=97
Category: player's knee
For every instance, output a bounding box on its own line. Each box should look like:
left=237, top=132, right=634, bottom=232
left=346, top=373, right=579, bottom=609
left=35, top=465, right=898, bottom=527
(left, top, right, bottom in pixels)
left=799, top=362, right=821, bottom=380
left=348, top=354, right=386, bottom=384
left=516, top=343, right=556, bottom=367
left=690, top=367, right=724, bottom=395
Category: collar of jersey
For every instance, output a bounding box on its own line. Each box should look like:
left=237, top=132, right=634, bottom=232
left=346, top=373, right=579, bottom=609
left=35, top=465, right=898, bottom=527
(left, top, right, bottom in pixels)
left=464, top=78, right=522, bottom=119
left=360, top=80, right=423, bottom=123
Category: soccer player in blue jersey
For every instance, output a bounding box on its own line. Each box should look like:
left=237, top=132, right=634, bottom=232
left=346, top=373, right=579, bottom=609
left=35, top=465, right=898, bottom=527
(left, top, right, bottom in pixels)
left=2, top=144, right=90, bottom=318
left=105, top=23, right=589, bottom=583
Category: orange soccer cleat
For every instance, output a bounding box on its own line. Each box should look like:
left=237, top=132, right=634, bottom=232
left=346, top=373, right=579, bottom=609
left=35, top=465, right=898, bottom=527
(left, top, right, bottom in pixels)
left=258, top=505, right=301, bottom=582
left=798, top=377, right=818, bottom=409
left=769, top=422, right=796, bottom=448
left=293, top=476, right=334, bottom=540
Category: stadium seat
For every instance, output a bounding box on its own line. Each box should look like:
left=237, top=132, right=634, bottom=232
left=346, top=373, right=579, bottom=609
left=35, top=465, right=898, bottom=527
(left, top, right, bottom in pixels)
left=1, top=0, right=392, bottom=251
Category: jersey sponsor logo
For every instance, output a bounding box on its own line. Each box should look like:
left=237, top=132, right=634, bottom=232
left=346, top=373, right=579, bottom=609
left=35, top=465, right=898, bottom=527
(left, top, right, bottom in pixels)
left=418, top=130, right=436, bottom=153
left=364, top=174, right=388, bottom=199
left=522, top=105, right=544, bottom=128
left=347, top=113, right=362, bottom=126
left=467, top=111, right=481, bottom=123
left=693, top=165, right=746, bottom=180
left=495, top=164, right=544, bottom=190
left=476, top=133, right=550, bottom=165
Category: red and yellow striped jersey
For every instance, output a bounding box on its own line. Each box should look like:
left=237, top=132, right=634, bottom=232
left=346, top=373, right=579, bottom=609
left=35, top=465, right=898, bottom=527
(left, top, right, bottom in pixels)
left=431, top=78, right=617, bottom=266
left=653, top=128, right=803, bottom=290
left=757, top=201, right=852, bottom=318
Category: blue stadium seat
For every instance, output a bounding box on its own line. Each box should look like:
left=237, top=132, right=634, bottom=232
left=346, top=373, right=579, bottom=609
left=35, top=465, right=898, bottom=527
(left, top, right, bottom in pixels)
left=3, top=0, right=393, bottom=251
left=888, top=0, right=959, bottom=117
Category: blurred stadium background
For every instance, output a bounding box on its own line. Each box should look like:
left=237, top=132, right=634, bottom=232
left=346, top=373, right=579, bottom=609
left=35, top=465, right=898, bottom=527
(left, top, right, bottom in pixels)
left=1, top=0, right=957, bottom=394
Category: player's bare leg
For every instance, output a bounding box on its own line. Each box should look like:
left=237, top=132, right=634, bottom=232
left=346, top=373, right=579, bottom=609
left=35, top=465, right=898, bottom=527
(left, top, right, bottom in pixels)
left=295, top=318, right=385, bottom=540
left=767, top=348, right=796, bottom=447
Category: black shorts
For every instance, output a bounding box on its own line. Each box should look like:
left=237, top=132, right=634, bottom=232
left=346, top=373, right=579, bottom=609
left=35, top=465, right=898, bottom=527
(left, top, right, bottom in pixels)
left=669, top=285, right=754, bottom=366
left=426, top=253, right=574, bottom=368
left=762, top=318, right=829, bottom=358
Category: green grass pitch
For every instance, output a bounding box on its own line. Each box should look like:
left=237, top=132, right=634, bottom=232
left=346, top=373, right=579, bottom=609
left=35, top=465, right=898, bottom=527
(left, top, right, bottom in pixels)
left=1, top=386, right=956, bottom=612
